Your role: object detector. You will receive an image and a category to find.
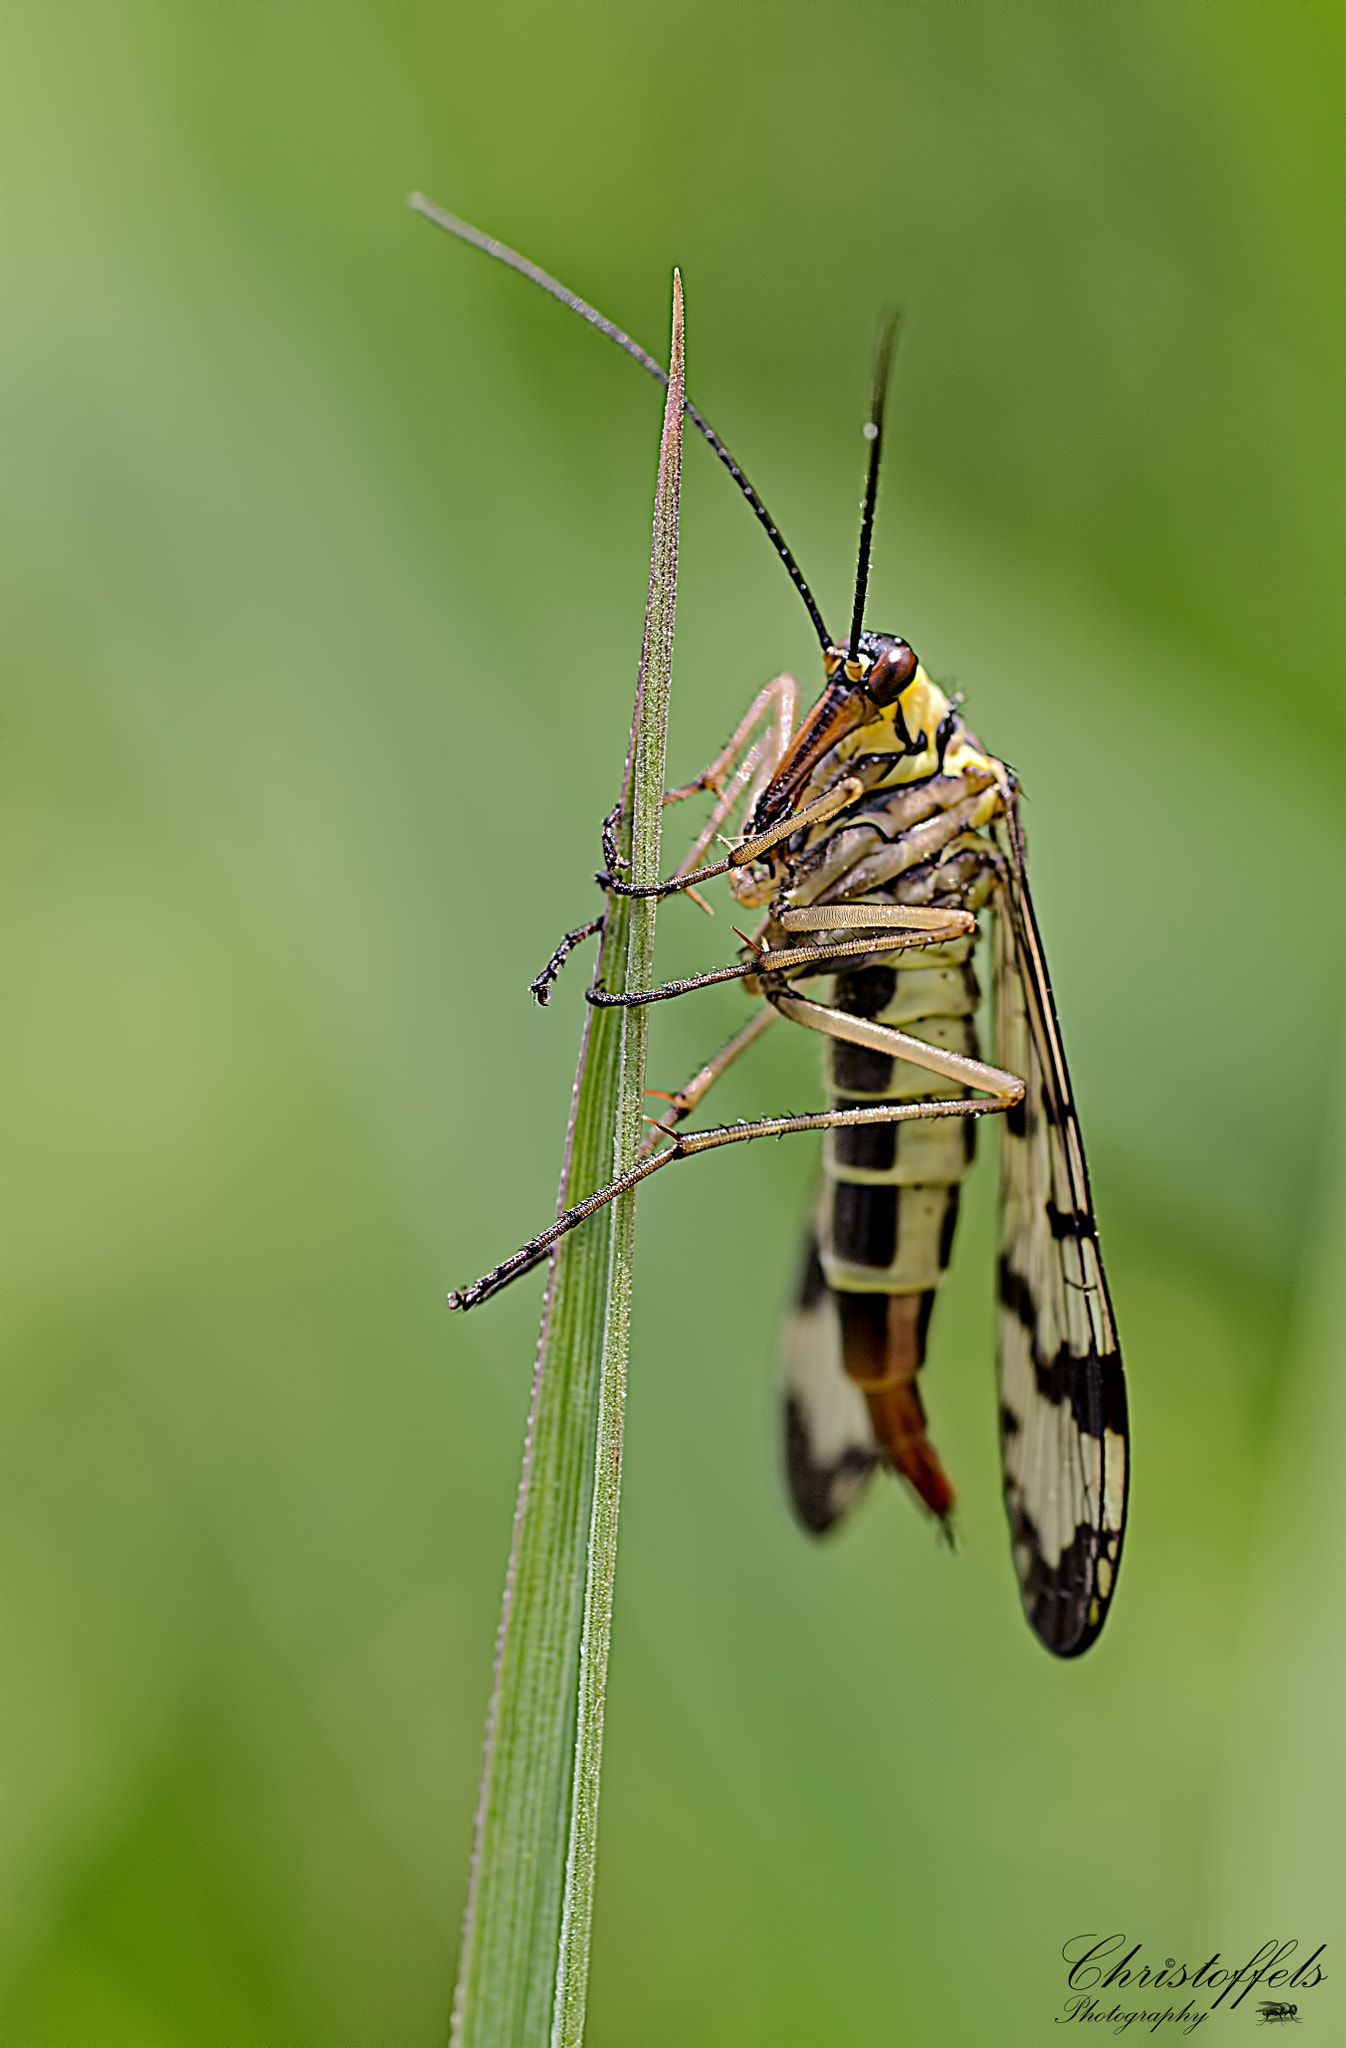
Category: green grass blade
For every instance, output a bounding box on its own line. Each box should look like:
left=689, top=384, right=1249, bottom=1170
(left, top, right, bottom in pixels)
left=553, top=273, right=684, bottom=2048
left=450, top=273, right=685, bottom=2048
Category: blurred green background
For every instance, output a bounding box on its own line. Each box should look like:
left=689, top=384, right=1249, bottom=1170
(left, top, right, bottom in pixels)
left=3, top=4, right=1342, bottom=2043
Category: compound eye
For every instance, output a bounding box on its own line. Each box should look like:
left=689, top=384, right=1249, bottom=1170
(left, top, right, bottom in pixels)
left=863, top=640, right=918, bottom=707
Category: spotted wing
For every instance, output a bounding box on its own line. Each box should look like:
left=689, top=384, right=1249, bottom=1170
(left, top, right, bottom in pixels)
left=993, top=785, right=1128, bottom=1655
left=781, top=1235, right=881, bottom=1533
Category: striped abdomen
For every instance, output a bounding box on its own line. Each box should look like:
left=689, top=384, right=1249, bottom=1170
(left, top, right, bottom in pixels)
left=816, top=940, right=982, bottom=1518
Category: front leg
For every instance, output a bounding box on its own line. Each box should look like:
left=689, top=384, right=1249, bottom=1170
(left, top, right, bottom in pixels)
left=527, top=674, right=799, bottom=1000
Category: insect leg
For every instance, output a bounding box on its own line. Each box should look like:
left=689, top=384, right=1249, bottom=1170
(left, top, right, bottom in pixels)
left=620, top=673, right=799, bottom=894
left=588, top=913, right=975, bottom=1008
left=627, top=919, right=966, bottom=1158
left=528, top=917, right=606, bottom=1006
left=450, top=990, right=1019, bottom=1308
left=447, top=1146, right=682, bottom=1311
left=601, top=775, right=865, bottom=899
left=528, top=677, right=798, bottom=1000
left=638, top=1004, right=777, bottom=1157
left=447, top=1097, right=992, bottom=1313
left=633, top=680, right=801, bottom=914
left=776, top=902, right=972, bottom=934
left=769, top=991, right=1024, bottom=1109
left=666, top=740, right=768, bottom=902
left=662, top=672, right=797, bottom=807
left=449, top=927, right=1022, bottom=1313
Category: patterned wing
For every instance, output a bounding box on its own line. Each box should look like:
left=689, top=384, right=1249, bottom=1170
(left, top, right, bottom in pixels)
left=993, top=785, right=1128, bottom=1655
left=781, top=1235, right=881, bottom=1533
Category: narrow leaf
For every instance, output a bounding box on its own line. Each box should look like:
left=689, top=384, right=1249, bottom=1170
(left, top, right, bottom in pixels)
left=553, top=271, right=684, bottom=2048
left=450, top=273, right=685, bottom=2048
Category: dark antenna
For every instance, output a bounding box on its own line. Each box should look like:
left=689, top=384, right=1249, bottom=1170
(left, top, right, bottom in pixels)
left=847, top=308, right=901, bottom=661
left=409, top=194, right=833, bottom=653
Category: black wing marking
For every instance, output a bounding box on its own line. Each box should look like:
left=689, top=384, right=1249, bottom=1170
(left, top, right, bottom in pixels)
left=994, top=784, right=1128, bottom=1656
left=781, top=1236, right=881, bottom=1533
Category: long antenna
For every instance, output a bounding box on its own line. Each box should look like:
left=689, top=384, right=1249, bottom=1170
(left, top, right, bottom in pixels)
left=847, top=308, right=901, bottom=661
left=409, top=194, right=833, bottom=653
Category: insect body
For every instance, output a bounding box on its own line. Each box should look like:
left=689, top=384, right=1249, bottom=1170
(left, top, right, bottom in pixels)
left=731, top=638, right=1125, bottom=1654
left=750, top=646, right=1012, bottom=1535
left=418, top=198, right=1128, bottom=1657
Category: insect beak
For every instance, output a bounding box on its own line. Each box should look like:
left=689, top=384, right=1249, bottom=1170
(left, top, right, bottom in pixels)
left=753, top=681, right=874, bottom=830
